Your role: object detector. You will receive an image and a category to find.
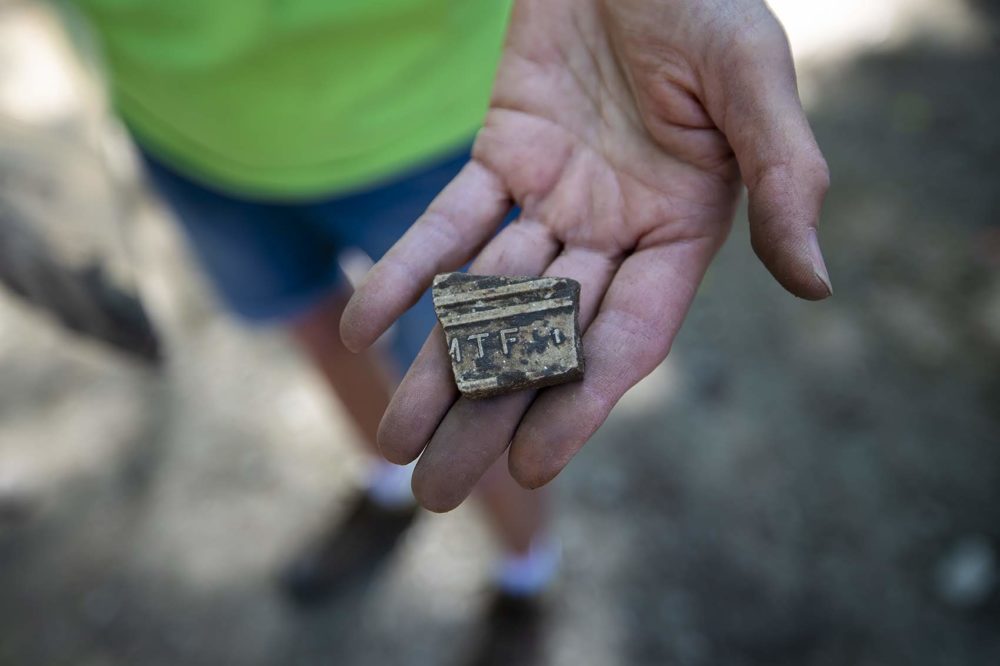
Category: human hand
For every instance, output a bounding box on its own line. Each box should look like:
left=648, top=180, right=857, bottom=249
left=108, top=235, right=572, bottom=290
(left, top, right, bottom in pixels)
left=341, top=0, right=831, bottom=511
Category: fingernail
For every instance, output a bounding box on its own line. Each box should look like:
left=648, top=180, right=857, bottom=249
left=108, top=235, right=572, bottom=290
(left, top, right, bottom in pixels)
left=808, top=230, right=833, bottom=297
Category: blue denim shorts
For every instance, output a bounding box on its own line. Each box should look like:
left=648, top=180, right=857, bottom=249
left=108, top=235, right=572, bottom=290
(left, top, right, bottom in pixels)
left=140, top=146, right=473, bottom=371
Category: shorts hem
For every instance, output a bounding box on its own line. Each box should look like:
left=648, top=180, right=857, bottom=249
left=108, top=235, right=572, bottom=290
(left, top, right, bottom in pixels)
left=222, top=270, right=347, bottom=327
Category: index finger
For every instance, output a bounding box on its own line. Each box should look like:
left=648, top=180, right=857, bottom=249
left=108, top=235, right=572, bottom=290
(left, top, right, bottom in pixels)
left=340, top=160, right=511, bottom=352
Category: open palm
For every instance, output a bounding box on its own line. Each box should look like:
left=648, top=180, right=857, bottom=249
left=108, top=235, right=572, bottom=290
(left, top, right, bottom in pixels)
left=341, top=0, right=831, bottom=511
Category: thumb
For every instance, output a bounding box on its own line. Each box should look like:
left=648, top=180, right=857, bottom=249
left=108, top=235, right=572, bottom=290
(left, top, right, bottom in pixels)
left=706, top=9, right=832, bottom=300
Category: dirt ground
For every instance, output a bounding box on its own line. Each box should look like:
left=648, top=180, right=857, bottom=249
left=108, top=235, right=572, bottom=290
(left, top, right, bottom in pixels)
left=1, top=1, right=999, bottom=665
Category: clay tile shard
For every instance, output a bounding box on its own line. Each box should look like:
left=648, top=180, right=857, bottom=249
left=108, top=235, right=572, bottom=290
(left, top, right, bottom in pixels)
left=432, top=273, right=585, bottom=399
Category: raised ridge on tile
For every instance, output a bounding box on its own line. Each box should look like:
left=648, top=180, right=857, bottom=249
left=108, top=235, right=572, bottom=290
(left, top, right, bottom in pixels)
left=432, top=273, right=585, bottom=399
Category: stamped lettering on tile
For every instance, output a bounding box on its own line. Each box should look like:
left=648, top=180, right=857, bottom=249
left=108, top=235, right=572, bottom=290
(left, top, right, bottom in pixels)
left=432, top=273, right=585, bottom=399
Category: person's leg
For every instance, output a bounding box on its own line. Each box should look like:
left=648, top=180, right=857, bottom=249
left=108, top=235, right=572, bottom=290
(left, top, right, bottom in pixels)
left=290, top=289, right=391, bottom=456
left=293, top=276, right=557, bottom=593
left=137, top=151, right=418, bottom=604
left=294, top=274, right=555, bottom=574
left=289, top=289, right=415, bottom=510
left=313, top=148, right=558, bottom=591
left=466, top=458, right=556, bottom=666
left=477, top=456, right=545, bottom=555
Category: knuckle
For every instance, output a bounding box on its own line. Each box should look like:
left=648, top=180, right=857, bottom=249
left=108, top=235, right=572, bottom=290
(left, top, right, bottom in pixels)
left=809, top=153, right=832, bottom=195
left=793, top=141, right=830, bottom=194
left=754, top=148, right=829, bottom=210
left=725, top=9, right=789, bottom=61
left=581, top=382, right=618, bottom=430
left=419, top=210, right=460, bottom=247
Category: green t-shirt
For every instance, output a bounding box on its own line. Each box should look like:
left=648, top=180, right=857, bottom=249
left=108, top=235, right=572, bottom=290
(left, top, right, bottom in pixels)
left=75, top=0, right=510, bottom=199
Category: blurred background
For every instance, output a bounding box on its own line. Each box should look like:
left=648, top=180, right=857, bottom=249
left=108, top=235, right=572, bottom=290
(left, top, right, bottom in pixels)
left=1, top=0, right=998, bottom=664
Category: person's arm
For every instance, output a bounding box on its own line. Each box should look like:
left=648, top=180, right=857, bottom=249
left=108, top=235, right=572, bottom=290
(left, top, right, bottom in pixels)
left=341, top=0, right=831, bottom=512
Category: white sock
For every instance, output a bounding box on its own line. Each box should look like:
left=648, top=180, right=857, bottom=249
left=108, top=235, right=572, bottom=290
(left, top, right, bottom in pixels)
left=365, top=459, right=416, bottom=510
left=495, top=535, right=561, bottom=597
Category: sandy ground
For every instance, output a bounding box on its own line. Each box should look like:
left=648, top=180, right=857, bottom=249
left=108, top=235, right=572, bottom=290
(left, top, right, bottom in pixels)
left=1, top=1, right=999, bottom=664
